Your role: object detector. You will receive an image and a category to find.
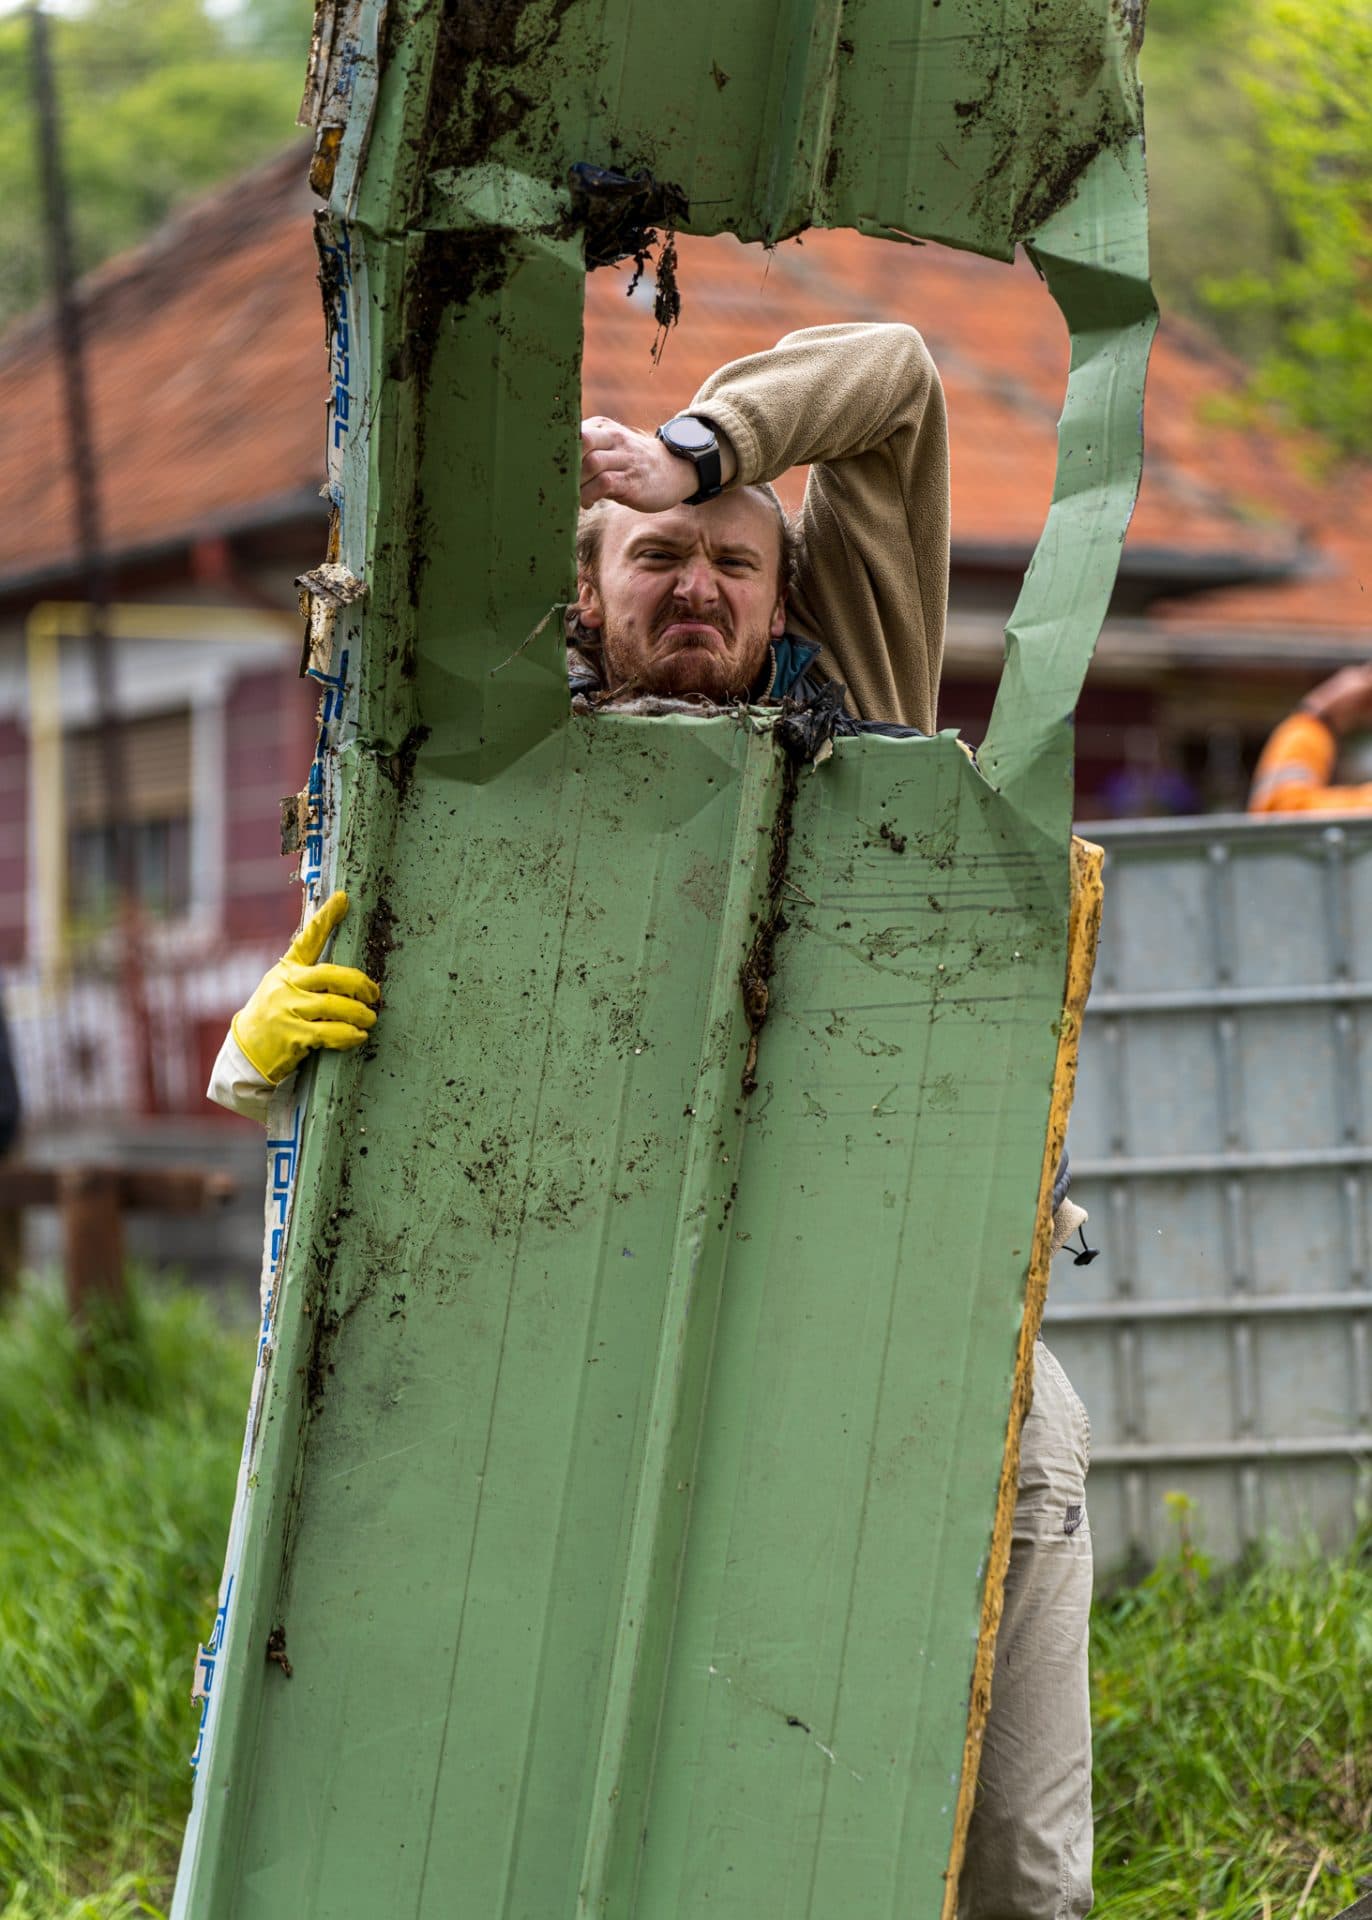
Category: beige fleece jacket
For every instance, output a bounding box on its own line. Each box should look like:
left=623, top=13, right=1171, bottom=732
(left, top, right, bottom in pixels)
left=689, top=322, right=950, bottom=733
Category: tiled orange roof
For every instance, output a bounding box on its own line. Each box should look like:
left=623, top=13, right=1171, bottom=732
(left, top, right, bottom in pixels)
left=583, top=230, right=1330, bottom=575
left=1153, top=485, right=1372, bottom=635
left=2, top=145, right=1367, bottom=634
left=0, top=144, right=323, bottom=591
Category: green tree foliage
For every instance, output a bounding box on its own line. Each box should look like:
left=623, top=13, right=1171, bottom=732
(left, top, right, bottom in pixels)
left=0, top=0, right=310, bottom=332
left=1140, top=3, right=1279, bottom=363
left=1203, top=0, right=1372, bottom=457
left=1144, top=0, right=1372, bottom=457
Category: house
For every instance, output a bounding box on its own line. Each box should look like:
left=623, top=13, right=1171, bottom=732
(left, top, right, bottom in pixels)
left=1, top=140, right=1367, bottom=1160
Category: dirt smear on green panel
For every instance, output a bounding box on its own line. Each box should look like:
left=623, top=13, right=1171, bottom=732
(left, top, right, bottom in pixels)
left=303, top=1261, right=379, bottom=1416
left=423, top=0, right=581, bottom=177
left=265, top=1625, right=293, bottom=1678
left=739, top=754, right=799, bottom=1098
left=569, top=163, right=688, bottom=354
left=379, top=723, right=432, bottom=804
left=396, top=230, right=512, bottom=396
left=362, top=896, right=400, bottom=986
left=739, top=689, right=852, bottom=1097
left=948, top=0, right=1143, bottom=242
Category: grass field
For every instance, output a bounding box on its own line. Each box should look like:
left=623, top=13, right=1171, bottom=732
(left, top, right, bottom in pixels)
left=1, top=1277, right=1368, bottom=1919
left=0, top=1279, right=253, bottom=1920
left=1090, top=1498, right=1372, bottom=1919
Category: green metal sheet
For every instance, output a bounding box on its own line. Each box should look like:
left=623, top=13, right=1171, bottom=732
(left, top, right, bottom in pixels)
left=175, top=1, right=1152, bottom=1913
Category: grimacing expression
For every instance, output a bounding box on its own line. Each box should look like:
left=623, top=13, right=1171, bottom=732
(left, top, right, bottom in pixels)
left=577, top=492, right=787, bottom=701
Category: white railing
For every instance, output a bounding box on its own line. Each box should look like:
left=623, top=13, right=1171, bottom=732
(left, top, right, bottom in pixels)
left=2, top=943, right=276, bottom=1125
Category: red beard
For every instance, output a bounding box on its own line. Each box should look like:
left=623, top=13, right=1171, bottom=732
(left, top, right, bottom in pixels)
left=602, top=602, right=769, bottom=702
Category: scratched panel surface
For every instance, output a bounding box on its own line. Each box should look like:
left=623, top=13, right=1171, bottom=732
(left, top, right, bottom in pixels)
left=216, top=717, right=787, bottom=1917
left=186, top=721, right=1062, bottom=1920
left=346, top=0, right=1144, bottom=259
left=174, top=0, right=1151, bottom=1910
left=614, top=737, right=1061, bottom=1916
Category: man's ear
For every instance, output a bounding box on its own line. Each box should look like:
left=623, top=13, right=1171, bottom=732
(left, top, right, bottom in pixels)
left=576, top=572, right=604, bottom=632
left=769, top=591, right=786, bottom=641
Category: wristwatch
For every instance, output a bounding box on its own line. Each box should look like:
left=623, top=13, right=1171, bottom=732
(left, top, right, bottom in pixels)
left=655, top=414, right=723, bottom=505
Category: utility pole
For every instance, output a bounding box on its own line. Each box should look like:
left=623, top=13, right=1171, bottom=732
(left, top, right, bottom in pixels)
left=29, top=3, right=156, bottom=1114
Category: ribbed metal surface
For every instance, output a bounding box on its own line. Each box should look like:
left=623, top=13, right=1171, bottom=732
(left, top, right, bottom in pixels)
left=1052, top=813, right=1372, bottom=1568
left=172, top=0, right=1154, bottom=1907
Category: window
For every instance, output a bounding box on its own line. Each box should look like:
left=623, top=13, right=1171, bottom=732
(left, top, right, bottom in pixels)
left=66, top=710, right=192, bottom=926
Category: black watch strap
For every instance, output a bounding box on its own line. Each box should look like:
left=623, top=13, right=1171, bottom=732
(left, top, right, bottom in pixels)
left=656, top=415, right=723, bottom=505
left=683, top=452, right=722, bottom=506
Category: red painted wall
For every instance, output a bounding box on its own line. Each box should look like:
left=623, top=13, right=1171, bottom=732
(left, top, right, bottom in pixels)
left=0, top=719, right=27, bottom=965
left=223, top=663, right=318, bottom=945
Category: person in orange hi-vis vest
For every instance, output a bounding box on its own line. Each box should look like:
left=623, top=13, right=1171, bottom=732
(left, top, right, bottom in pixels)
left=1249, top=664, right=1372, bottom=815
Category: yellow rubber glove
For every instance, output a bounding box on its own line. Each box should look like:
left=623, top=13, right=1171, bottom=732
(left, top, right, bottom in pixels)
left=231, top=891, right=380, bottom=1086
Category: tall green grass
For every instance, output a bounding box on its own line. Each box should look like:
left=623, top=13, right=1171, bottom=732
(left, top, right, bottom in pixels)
left=1091, top=1496, right=1372, bottom=1919
left=2, top=1280, right=1368, bottom=1918
left=0, top=1278, right=253, bottom=1920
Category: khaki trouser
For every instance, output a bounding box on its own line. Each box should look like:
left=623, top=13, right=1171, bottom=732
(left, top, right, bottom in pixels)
left=959, top=1342, right=1095, bottom=1920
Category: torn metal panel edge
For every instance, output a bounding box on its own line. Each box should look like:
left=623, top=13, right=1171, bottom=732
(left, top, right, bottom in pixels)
left=297, top=562, right=367, bottom=680
left=172, top=199, right=366, bottom=1891
left=298, top=0, right=339, bottom=130
left=980, top=139, right=1155, bottom=837
left=301, top=0, right=385, bottom=216
left=939, top=834, right=1105, bottom=1920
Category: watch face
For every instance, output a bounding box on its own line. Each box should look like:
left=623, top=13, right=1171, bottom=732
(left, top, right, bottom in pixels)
left=663, top=414, right=716, bottom=454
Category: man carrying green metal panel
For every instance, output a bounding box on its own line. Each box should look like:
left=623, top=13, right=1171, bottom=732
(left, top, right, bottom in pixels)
left=210, top=321, right=1097, bottom=1918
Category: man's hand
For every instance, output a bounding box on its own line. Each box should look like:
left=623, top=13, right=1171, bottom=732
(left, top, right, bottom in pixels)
left=1302, top=663, right=1372, bottom=736
left=231, top=890, right=380, bottom=1086
left=580, top=416, right=737, bottom=511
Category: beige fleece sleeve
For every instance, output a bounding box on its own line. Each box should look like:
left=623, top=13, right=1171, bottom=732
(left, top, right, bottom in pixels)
left=689, top=322, right=949, bottom=732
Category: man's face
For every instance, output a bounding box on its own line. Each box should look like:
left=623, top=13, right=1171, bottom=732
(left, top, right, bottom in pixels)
left=577, top=491, right=786, bottom=701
